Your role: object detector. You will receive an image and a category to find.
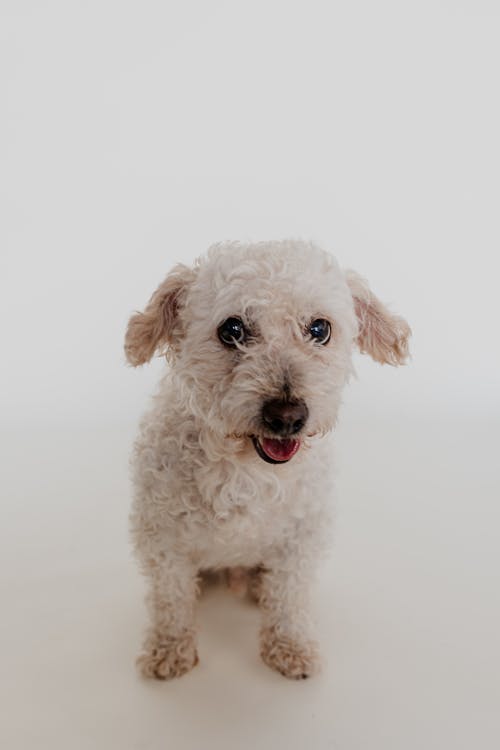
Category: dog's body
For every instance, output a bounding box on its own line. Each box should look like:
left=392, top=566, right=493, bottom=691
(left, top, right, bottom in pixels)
left=125, top=240, right=410, bottom=680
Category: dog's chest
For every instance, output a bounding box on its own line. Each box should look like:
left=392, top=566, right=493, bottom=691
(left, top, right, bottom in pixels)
left=194, top=500, right=297, bottom=569
left=191, top=459, right=320, bottom=568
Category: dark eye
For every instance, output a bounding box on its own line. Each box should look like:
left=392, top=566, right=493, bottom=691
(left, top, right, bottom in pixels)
left=308, top=318, right=331, bottom=345
left=217, top=317, right=247, bottom=347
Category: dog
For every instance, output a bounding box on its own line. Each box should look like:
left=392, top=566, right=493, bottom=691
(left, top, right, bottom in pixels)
left=124, top=240, right=410, bottom=680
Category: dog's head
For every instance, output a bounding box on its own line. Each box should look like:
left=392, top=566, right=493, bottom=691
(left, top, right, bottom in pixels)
left=125, top=241, right=410, bottom=464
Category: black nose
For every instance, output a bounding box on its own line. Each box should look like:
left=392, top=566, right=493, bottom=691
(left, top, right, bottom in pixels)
left=262, top=399, right=309, bottom=437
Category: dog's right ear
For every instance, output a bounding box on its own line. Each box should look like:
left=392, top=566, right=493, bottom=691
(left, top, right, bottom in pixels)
left=125, top=263, right=196, bottom=366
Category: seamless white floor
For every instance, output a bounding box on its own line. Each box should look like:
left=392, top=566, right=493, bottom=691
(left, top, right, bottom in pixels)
left=1, top=415, right=498, bottom=750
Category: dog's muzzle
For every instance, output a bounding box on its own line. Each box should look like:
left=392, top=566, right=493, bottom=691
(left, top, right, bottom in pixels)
left=252, top=398, right=308, bottom=464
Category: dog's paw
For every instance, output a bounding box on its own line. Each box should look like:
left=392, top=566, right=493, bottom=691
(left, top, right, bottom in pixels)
left=137, top=633, right=199, bottom=680
left=260, top=626, right=320, bottom=680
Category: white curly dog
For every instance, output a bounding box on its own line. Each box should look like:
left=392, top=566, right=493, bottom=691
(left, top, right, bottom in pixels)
left=125, top=240, right=410, bottom=680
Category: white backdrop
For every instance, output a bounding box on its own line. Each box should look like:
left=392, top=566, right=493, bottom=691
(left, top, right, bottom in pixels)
left=1, top=3, right=499, bottom=750
left=2, top=0, right=499, bottom=428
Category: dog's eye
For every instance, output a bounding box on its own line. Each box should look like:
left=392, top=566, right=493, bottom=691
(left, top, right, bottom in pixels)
left=307, top=318, right=331, bottom=345
left=217, top=317, right=247, bottom=347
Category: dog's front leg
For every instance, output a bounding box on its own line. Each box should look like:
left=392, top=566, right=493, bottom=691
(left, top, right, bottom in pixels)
left=137, top=556, right=199, bottom=680
left=258, top=563, right=320, bottom=680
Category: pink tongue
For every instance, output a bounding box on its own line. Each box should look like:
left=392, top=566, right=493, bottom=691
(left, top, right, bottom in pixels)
left=261, top=438, right=300, bottom=462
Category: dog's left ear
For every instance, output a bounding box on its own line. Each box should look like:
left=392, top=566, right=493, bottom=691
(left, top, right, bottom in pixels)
left=345, top=270, right=411, bottom=366
left=125, top=263, right=197, bottom=366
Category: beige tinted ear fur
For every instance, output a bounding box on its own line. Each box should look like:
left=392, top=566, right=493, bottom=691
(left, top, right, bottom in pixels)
left=125, top=264, right=196, bottom=366
left=345, top=270, right=411, bottom=366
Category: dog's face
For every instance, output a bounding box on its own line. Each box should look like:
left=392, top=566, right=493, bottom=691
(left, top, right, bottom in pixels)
left=125, top=241, right=410, bottom=465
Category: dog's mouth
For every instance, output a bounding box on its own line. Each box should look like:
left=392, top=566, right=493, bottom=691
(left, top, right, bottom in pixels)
left=251, top=436, right=301, bottom=465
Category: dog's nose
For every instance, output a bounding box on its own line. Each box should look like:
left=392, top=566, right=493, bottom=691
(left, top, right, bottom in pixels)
left=262, top=399, right=309, bottom=437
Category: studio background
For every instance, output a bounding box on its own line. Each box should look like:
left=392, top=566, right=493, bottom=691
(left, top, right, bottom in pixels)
left=1, top=2, right=499, bottom=749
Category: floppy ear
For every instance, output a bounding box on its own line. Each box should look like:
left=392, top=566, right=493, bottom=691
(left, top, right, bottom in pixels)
left=345, top=270, right=411, bottom=366
left=125, top=263, right=196, bottom=366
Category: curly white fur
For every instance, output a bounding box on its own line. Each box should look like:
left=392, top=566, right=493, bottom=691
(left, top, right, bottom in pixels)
left=125, top=240, right=410, bottom=680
